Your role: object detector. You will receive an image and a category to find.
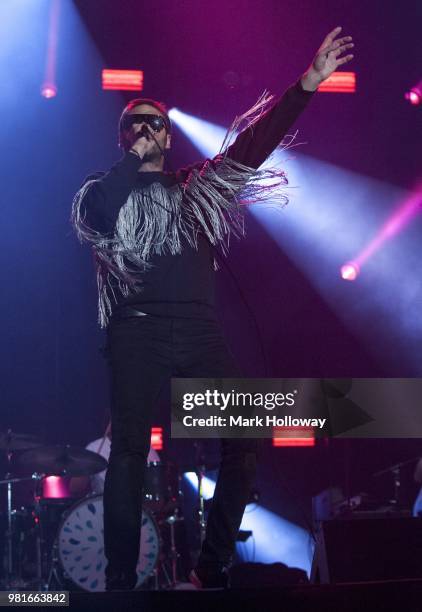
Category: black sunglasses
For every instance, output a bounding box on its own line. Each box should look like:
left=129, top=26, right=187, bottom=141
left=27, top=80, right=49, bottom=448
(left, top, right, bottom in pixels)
left=121, top=113, right=167, bottom=133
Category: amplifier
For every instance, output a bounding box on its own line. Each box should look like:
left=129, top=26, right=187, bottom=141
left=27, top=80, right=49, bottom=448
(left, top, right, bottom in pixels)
left=311, top=516, right=422, bottom=583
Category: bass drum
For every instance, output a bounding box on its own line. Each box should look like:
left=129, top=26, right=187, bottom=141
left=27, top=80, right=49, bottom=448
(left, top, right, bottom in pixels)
left=56, top=494, right=160, bottom=591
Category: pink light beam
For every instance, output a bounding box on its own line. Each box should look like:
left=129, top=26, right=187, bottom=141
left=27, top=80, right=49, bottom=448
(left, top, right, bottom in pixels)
left=41, top=0, right=61, bottom=99
left=340, top=184, right=422, bottom=280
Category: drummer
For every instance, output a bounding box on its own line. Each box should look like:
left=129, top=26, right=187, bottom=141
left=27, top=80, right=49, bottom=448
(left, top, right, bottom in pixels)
left=70, top=428, right=160, bottom=496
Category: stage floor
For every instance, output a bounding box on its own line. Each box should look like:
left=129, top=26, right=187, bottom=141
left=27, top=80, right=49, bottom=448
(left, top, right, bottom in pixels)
left=45, top=578, right=422, bottom=612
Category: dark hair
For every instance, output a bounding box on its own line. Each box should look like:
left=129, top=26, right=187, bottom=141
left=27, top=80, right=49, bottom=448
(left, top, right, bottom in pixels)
left=118, top=97, right=171, bottom=149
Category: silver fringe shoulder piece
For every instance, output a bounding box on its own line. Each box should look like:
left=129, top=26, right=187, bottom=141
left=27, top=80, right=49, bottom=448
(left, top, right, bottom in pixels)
left=71, top=91, right=299, bottom=328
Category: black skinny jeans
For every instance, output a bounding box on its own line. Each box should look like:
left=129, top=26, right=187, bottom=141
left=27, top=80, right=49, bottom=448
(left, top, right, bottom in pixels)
left=103, top=314, right=260, bottom=582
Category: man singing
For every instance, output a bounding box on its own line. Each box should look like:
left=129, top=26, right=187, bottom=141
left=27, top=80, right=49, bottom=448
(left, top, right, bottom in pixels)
left=72, top=27, right=353, bottom=590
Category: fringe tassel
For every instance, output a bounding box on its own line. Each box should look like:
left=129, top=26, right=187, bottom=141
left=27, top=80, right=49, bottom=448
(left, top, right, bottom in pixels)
left=219, top=90, right=275, bottom=153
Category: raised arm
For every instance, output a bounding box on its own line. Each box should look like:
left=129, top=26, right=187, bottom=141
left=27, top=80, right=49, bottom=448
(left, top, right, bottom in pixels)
left=224, top=26, right=354, bottom=169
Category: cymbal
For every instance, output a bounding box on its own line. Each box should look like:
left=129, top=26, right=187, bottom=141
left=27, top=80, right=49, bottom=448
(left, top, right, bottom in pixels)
left=0, top=431, right=42, bottom=451
left=17, top=445, right=108, bottom=477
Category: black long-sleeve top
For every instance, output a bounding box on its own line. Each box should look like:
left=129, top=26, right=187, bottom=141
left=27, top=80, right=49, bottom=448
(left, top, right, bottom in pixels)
left=76, top=80, right=314, bottom=321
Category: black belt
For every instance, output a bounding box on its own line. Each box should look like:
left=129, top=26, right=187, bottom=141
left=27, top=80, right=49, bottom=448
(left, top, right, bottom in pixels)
left=111, top=306, right=148, bottom=321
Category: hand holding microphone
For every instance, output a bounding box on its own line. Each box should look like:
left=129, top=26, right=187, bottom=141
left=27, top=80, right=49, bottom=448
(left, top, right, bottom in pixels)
left=129, top=125, right=151, bottom=159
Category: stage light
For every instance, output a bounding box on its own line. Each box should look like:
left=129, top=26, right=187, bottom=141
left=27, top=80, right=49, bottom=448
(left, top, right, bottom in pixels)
left=41, top=83, right=57, bottom=99
left=150, top=426, right=163, bottom=451
left=238, top=504, right=313, bottom=574
left=351, top=186, right=422, bottom=272
left=273, top=426, right=315, bottom=447
left=183, top=472, right=312, bottom=574
left=41, top=0, right=60, bottom=99
left=405, top=80, right=422, bottom=106
left=171, top=109, right=422, bottom=369
left=102, top=69, right=144, bottom=91
left=317, top=72, right=356, bottom=93
left=168, top=108, right=227, bottom=157
left=183, top=472, right=216, bottom=499
left=340, top=261, right=360, bottom=281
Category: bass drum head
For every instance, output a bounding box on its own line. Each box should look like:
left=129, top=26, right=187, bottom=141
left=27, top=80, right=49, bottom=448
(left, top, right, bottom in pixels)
left=57, top=494, right=159, bottom=591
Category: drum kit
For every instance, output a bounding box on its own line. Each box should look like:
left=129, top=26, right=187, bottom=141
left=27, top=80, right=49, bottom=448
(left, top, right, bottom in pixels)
left=0, top=429, right=208, bottom=592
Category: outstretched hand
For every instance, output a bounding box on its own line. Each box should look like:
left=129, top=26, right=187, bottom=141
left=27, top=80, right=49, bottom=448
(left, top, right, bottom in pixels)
left=301, top=26, right=354, bottom=91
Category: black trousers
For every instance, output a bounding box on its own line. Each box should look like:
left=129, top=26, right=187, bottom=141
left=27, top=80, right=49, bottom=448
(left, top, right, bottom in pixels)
left=103, top=314, right=260, bottom=583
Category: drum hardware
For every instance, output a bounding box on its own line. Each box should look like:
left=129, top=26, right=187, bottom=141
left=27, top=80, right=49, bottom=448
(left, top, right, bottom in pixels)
left=160, top=509, right=185, bottom=588
left=34, top=496, right=77, bottom=591
left=179, top=449, right=220, bottom=568
left=26, top=446, right=109, bottom=591
left=0, top=431, right=42, bottom=452
left=197, top=464, right=206, bottom=547
left=0, top=428, right=43, bottom=590
left=190, top=442, right=216, bottom=548
left=374, top=456, right=419, bottom=508
left=0, top=474, right=44, bottom=590
left=143, top=461, right=182, bottom=514
left=17, top=445, right=108, bottom=478
left=47, top=494, right=161, bottom=592
left=2, top=438, right=188, bottom=591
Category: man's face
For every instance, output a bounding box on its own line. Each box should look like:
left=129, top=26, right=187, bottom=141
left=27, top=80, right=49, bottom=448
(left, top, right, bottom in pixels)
left=122, top=104, right=171, bottom=162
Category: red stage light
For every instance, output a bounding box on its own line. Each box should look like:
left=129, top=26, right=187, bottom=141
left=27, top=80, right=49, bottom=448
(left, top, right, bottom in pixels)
left=41, top=83, right=57, bottom=99
left=318, top=72, right=356, bottom=93
left=272, top=426, right=315, bottom=447
left=340, top=261, right=360, bottom=281
left=150, top=427, right=163, bottom=451
left=102, top=69, right=144, bottom=91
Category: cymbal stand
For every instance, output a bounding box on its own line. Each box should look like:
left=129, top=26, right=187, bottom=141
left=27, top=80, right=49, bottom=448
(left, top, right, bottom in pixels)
left=0, top=471, right=41, bottom=589
left=193, top=441, right=207, bottom=547
left=31, top=474, right=46, bottom=591
left=390, top=466, right=401, bottom=507
left=165, top=509, right=184, bottom=587
left=197, top=464, right=206, bottom=546
left=1, top=432, right=18, bottom=589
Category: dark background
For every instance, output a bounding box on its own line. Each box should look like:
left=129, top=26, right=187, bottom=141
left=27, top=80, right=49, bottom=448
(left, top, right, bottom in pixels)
left=1, top=0, right=421, bottom=558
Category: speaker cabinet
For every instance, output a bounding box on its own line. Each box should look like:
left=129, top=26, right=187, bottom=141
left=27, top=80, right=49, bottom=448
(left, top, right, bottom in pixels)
left=312, top=517, right=422, bottom=583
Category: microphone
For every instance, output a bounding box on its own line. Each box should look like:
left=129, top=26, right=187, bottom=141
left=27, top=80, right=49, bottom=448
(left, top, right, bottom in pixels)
left=134, top=124, right=165, bottom=156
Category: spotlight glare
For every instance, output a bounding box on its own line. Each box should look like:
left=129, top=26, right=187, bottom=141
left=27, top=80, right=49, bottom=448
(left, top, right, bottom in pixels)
left=405, top=90, right=421, bottom=106
left=183, top=473, right=312, bottom=573
left=41, top=0, right=60, bottom=101
left=150, top=426, right=163, bottom=451
left=168, top=108, right=228, bottom=157
left=183, top=472, right=216, bottom=499
left=405, top=80, right=422, bottom=106
left=41, top=83, right=57, bottom=98
left=340, top=262, right=360, bottom=281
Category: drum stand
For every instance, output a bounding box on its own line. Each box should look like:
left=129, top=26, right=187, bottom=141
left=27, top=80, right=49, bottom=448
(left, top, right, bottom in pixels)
left=32, top=478, right=57, bottom=592
left=196, top=465, right=207, bottom=546
left=165, top=510, right=184, bottom=588
left=153, top=507, right=184, bottom=590
left=0, top=470, right=42, bottom=590
left=45, top=542, right=62, bottom=591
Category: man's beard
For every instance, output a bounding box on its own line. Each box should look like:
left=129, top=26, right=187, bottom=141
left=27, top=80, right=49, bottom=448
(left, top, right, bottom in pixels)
left=140, top=144, right=162, bottom=164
